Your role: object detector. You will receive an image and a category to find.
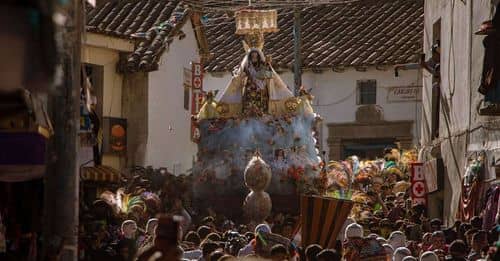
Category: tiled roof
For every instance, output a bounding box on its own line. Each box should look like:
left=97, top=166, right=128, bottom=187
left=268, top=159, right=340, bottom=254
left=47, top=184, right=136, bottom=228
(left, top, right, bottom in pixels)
left=86, top=0, right=188, bottom=72
left=204, top=0, right=423, bottom=72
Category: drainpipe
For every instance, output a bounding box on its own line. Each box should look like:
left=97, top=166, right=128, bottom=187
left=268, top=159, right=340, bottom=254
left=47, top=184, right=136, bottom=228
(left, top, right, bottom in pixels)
left=394, top=63, right=421, bottom=77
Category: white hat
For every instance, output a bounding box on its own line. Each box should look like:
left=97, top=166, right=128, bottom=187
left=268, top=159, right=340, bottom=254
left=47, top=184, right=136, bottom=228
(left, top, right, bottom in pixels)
left=389, top=231, right=406, bottom=249
left=419, top=251, right=439, bottom=261
left=402, top=257, right=417, bottom=261
left=393, top=247, right=411, bottom=261
left=377, top=237, right=388, bottom=245
left=383, top=244, right=394, bottom=255
left=345, top=223, right=363, bottom=239
left=338, top=217, right=355, bottom=241
left=255, top=223, right=271, bottom=234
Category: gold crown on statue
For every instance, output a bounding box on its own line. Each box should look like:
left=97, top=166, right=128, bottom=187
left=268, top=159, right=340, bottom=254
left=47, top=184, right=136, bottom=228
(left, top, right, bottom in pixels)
left=235, top=9, right=279, bottom=51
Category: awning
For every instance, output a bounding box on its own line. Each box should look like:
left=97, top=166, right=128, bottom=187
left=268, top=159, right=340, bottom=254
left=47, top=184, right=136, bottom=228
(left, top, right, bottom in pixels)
left=81, top=165, right=121, bottom=183
left=0, top=132, right=46, bottom=182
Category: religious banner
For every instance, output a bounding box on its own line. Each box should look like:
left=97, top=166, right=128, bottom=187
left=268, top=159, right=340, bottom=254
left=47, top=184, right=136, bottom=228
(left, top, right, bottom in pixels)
left=191, top=62, right=203, bottom=90
left=386, top=86, right=422, bottom=103
left=410, top=162, right=427, bottom=206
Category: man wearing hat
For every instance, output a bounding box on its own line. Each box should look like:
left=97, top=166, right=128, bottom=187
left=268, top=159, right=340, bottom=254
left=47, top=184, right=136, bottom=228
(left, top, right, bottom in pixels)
left=343, top=223, right=364, bottom=260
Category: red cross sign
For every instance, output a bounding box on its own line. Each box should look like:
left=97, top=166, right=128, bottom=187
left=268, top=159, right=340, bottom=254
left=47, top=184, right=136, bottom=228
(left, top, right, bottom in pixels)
left=192, top=62, right=203, bottom=89
left=410, top=162, right=427, bottom=206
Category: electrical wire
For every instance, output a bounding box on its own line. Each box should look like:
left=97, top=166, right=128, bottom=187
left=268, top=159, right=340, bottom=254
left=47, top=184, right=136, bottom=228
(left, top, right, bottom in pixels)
left=183, top=0, right=362, bottom=12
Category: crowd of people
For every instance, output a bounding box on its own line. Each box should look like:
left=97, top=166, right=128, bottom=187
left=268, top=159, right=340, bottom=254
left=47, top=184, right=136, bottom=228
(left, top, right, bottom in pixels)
left=78, top=197, right=500, bottom=261
left=75, top=153, right=500, bottom=261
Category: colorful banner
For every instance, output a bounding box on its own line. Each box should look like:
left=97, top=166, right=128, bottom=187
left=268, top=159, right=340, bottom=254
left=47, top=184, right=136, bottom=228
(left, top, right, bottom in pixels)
left=410, top=162, right=427, bottom=206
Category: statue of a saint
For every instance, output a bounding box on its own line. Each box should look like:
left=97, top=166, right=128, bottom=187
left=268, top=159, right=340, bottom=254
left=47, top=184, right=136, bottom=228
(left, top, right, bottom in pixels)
left=216, top=46, right=295, bottom=118
left=241, top=49, right=273, bottom=116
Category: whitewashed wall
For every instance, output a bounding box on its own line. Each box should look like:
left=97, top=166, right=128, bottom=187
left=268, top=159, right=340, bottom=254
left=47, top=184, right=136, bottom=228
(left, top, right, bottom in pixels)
left=146, top=21, right=199, bottom=174
left=421, top=0, right=496, bottom=224
left=205, top=68, right=422, bottom=155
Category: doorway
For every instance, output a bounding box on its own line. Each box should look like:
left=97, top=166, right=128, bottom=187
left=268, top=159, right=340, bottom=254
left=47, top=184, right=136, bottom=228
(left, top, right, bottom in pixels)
left=342, top=138, right=396, bottom=159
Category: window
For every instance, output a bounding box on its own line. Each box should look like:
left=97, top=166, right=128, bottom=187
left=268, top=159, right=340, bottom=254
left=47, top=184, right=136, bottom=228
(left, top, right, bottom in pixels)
left=184, top=87, right=190, bottom=110
left=357, top=80, right=377, bottom=105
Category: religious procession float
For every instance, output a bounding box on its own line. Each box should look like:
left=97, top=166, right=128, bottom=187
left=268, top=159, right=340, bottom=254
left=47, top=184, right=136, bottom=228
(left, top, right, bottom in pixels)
left=191, top=9, right=323, bottom=216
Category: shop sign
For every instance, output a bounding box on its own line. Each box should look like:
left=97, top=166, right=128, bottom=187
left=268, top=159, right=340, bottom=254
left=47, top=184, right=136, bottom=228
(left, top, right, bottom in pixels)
left=387, top=86, right=422, bottom=102
left=191, top=62, right=203, bottom=89
left=410, top=162, right=427, bottom=206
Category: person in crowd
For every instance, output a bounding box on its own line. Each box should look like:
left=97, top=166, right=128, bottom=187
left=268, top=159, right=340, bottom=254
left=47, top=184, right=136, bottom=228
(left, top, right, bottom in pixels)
left=470, top=216, right=483, bottom=230
left=343, top=223, right=364, bottom=260
left=464, top=228, right=478, bottom=249
left=420, top=251, right=440, bottom=261
left=429, top=219, right=442, bottom=232
left=198, top=225, right=213, bottom=242
left=137, top=215, right=182, bottom=261
left=393, top=247, right=412, bottom=261
left=208, top=250, right=224, bottom=261
left=389, top=231, right=407, bottom=250
left=138, top=218, right=158, bottom=250
left=182, top=231, right=203, bottom=260
left=316, top=249, right=341, bottom=261
left=419, top=232, right=432, bottom=254
left=199, top=240, right=219, bottom=261
left=383, top=243, right=395, bottom=256
left=468, top=231, right=488, bottom=260
left=304, top=244, right=322, bottom=261
left=448, top=240, right=468, bottom=261
left=427, top=231, right=448, bottom=254
left=237, top=223, right=271, bottom=257
left=458, top=223, right=472, bottom=242
left=118, top=220, right=138, bottom=261
left=270, top=244, right=289, bottom=261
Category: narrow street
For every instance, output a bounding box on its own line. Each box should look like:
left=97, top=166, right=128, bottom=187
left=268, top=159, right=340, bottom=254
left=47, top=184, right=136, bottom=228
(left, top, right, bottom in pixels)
left=0, top=0, right=499, bottom=260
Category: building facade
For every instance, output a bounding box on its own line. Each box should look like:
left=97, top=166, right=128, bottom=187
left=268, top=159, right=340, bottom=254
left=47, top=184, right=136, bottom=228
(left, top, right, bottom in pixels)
left=203, top=0, right=424, bottom=161
left=420, top=0, right=500, bottom=224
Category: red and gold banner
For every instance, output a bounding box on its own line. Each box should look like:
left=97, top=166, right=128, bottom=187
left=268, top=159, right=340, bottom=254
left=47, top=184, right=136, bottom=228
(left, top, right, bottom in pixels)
left=300, top=195, right=353, bottom=248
